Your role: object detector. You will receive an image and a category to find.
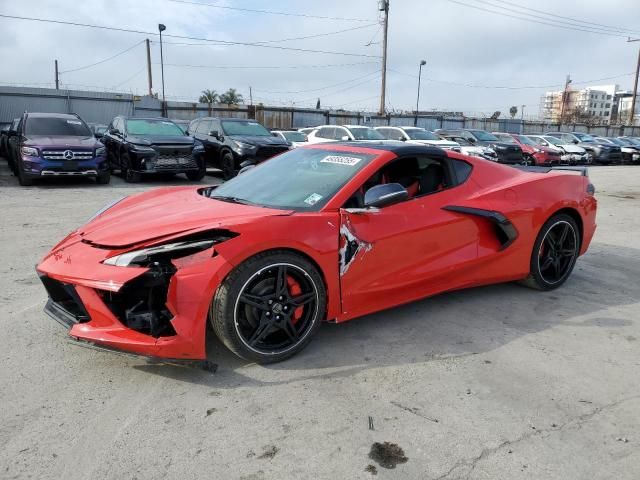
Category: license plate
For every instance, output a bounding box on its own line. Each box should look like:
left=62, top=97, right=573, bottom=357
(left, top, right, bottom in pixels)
left=64, top=161, right=78, bottom=169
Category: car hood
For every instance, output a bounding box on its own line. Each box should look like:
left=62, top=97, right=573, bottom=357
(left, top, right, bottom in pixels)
left=25, top=135, right=100, bottom=148
left=560, top=144, right=586, bottom=153
left=408, top=139, right=459, bottom=147
left=79, top=186, right=292, bottom=248
left=227, top=134, right=289, bottom=147
left=127, top=134, right=194, bottom=146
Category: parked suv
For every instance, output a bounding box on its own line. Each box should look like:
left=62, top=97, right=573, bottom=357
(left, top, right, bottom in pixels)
left=544, top=132, right=621, bottom=164
left=10, top=112, right=109, bottom=186
left=188, top=117, right=290, bottom=179
left=306, top=125, right=389, bottom=144
left=103, top=116, right=205, bottom=183
left=435, top=129, right=523, bottom=164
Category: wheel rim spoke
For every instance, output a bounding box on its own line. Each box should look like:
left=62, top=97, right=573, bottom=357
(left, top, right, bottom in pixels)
left=275, top=265, right=288, bottom=297
left=239, top=293, right=269, bottom=311
left=540, top=255, right=554, bottom=271
left=538, top=221, right=577, bottom=284
left=281, top=317, right=300, bottom=342
left=290, top=292, right=315, bottom=307
left=247, top=315, right=273, bottom=347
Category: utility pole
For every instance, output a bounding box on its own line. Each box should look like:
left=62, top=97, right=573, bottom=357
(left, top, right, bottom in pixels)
left=54, top=60, right=59, bottom=90
left=145, top=39, right=153, bottom=96
left=249, top=86, right=253, bottom=106
left=158, top=24, right=167, bottom=116
left=378, top=0, right=389, bottom=116
left=559, top=74, right=572, bottom=124
left=628, top=37, right=640, bottom=126
left=414, top=60, right=426, bottom=126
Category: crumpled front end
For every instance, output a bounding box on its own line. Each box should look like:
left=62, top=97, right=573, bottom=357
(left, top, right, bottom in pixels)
left=36, top=230, right=236, bottom=360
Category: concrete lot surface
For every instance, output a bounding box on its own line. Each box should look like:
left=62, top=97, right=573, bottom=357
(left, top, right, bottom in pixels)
left=0, top=163, right=639, bottom=479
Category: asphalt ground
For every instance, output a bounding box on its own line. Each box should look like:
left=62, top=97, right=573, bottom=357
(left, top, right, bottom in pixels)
left=0, top=160, right=639, bottom=479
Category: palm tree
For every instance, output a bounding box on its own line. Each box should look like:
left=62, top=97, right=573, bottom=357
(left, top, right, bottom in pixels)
left=199, top=89, right=218, bottom=104
left=219, top=88, right=244, bottom=105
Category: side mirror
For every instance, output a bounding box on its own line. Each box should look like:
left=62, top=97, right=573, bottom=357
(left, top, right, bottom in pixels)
left=467, top=137, right=476, bottom=143
left=572, top=139, right=579, bottom=144
left=271, top=132, right=279, bottom=137
left=109, top=128, right=120, bottom=136
left=208, top=130, right=220, bottom=139
left=364, top=183, right=408, bottom=208
left=340, top=135, right=350, bottom=141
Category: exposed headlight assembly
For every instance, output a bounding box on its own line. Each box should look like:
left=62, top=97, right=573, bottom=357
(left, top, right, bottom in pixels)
left=103, top=231, right=237, bottom=267
left=233, top=141, right=255, bottom=153
left=21, top=146, right=39, bottom=157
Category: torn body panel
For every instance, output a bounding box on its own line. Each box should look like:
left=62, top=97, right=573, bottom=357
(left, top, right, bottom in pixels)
left=339, top=217, right=373, bottom=276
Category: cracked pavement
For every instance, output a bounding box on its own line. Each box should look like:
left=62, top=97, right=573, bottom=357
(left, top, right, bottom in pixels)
left=1, top=164, right=639, bottom=479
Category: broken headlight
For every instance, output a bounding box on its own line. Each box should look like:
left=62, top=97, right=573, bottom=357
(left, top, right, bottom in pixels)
left=103, top=240, right=216, bottom=267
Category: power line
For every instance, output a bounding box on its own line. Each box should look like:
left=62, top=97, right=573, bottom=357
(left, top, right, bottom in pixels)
left=253, top=71, right=380, bottom=94
left=59, top=40, right=145, bottom=74
left=483, top=0, right=640, bottom=36
left=157, top=61, right=379, bottom=70
left=442, top=0, right=629, bottom=38
left=0, top=13, right=381, bottom=58
left=167, top=0, right=375, bottom=22
left=467, top=0, right=640, bottom=36
left=111, top=66, right=147, bottom=89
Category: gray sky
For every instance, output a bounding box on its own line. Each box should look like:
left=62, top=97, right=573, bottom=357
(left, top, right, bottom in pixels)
left=1, top=0, right=639, bottom=117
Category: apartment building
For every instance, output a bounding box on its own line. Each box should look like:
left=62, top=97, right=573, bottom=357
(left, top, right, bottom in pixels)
left=541, top=84, right=618, bottom=124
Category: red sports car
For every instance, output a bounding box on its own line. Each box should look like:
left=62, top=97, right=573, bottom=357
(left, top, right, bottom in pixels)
left=37, top=143, right=597, bottom=364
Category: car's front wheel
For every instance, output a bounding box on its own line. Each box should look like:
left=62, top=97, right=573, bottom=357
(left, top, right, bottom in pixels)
left=521, top=213, right=580, bottom=290
left=211, top=251, right=326, bottom=363
left=221, top=151, right=237, bottom=180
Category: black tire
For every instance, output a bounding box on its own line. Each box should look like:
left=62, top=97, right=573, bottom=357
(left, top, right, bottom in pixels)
left=122, top=154, right=142, bottom=183
left=96, top=171, right=111, bottom=184
left=522, top=155, right=533, bottom=166
left=211, top=250, right=326, bottom=363
left=520, top=213, right=580, bottom=291
left=17, top=161, right=34, bottom=186
left=221, top=151, right=237, bottom=180
left=186, top=168, right=206, bottom=181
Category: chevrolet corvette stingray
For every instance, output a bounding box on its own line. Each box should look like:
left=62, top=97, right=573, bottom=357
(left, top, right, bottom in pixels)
left=37, top=142, right=597, bottom=364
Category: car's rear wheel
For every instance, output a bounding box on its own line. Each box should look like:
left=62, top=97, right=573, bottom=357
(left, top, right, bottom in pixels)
left=521, top=213, right=580, bottom=291
left=211, top=251, right=326, bottom=363
left=221, top=151, right=237, bottom=180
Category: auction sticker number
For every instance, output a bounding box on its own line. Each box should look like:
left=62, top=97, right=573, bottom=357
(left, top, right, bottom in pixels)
left=320, top=155, right=362, bottom=166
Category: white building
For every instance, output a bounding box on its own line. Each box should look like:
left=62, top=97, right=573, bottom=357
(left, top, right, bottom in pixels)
left=541, top=84, right=618, bottom=124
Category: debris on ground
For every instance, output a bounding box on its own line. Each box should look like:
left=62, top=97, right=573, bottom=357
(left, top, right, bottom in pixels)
left=258, top=445, right=279, bottom=460
left=206, top=408, right=217, bottom=416
left=616, top=437, right=629, bottom=443
left=369, top=416, right=375, bottom=431
left=368, top=442, right=408, bottom=469
left=365, top=464, right=378, bottom=475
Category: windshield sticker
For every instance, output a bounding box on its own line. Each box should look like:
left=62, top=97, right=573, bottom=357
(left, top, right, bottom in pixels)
left=320, top=155, right=362, bottom=166
left=66, top=120, right=82, bottom=125
left=304, top=193, right=323, bottom=206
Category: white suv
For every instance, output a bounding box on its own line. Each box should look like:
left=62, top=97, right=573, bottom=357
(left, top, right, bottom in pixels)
left=306, top=125, right=390, bottom=144
left=375, top=126, right=461, bottom=151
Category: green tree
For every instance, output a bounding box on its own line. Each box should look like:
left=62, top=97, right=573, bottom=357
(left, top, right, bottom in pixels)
left=199, top=89, right=218, bottom=104
left=509, top=106, right=518, bottom=119
left=219, top=88, right=244, bottom=105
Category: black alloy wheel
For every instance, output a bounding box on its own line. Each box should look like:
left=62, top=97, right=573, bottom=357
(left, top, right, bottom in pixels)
left=521, top=213, right=580, bottom=290
left=211, top=251, right=326, bottom=363
left=221, top=151, right=237, bottom=180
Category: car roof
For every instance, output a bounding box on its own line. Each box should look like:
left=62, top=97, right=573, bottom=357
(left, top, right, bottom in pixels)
left=25, top=112, right=80, bottom=119
left=326, top=141, right=448, bottom=157
left=195, top=117, right=253, bottom=122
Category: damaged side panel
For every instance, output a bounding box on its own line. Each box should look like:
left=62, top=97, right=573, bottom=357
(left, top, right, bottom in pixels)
left=339, top=215, right=373, bottom=276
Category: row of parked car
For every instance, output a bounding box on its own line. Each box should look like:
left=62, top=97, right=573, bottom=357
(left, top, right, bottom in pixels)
left=2, top=111, right=640, bottom=187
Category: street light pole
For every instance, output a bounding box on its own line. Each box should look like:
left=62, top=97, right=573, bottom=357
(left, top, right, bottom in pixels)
left=414, top=60, right=426, bottom=127
left=158, top=23, right=167, bottom=117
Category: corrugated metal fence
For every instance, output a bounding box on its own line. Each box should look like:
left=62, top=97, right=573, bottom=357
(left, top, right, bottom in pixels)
left=1, top=85, right=639, bottom=137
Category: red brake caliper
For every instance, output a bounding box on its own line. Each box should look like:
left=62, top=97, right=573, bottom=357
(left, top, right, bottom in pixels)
left=286, top=276, right=303, bottom=325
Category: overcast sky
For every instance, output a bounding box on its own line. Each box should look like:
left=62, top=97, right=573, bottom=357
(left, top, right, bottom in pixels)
left=1, top=0, right=639, bottom=117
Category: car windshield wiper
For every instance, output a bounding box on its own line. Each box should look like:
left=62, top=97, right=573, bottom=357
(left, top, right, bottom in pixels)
left=209, top=195, right=256, bottom=206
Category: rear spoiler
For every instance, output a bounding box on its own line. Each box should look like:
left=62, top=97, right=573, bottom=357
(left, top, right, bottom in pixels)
left=514, top=165, right=588, bottom=177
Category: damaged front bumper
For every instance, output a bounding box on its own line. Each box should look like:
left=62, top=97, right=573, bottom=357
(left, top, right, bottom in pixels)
left=36, top=233, right=234, bottom=361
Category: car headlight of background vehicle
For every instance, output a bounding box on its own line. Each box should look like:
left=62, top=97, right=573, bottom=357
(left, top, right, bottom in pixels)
left=232, top=141, right=256, bottom=153
left=21, top=146, right=39, bottom=157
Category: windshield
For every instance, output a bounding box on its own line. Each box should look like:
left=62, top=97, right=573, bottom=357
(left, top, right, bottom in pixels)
left=347, top=127, right=385, bottom=140
left=405, top=129, right=439, bottom=140
left=606, top=138, right=625, bottom=146
left=174, top=122, right=189, bottom=133
left=542, top=136, right=563, bottom=146
left=209, top=148, right=376, bottom=211
left=470, top=130, right=499, bottom=141
left=25, top=117, right=92, bottom=136
left=126, top=119, right=184, bottom=136
left=222, top=120, right=271, bottom=136
left=515, top=135, right=535, bottom=146
left=281, top=131, right=308, bottom=142
left=494, top=134, right=517, bottom=144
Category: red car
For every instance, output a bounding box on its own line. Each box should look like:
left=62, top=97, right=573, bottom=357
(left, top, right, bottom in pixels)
left=493, top=132, right=561, bottom=166
left=37, top=143, right=597, bottom=364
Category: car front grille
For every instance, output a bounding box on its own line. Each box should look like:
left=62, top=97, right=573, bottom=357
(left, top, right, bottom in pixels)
left=255, top=146, right=289, bottom=159
left=39, top=274, right=90, bottom=327
left=42, top=150, right=94, bottom=160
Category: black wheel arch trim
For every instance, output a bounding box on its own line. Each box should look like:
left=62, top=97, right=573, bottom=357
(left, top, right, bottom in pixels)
left=443, top=205, right=518, bottom=251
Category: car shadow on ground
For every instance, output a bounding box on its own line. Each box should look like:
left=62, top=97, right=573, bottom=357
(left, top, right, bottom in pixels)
left=133, top=241, right=640, bottom=388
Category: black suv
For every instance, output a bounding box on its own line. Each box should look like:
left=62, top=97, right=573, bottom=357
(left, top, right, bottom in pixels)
left=103, top=116, right=205, bottom=182
left=187, top=117, right=290, bottom=179
left=435, top=128, right=523, bottom=164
